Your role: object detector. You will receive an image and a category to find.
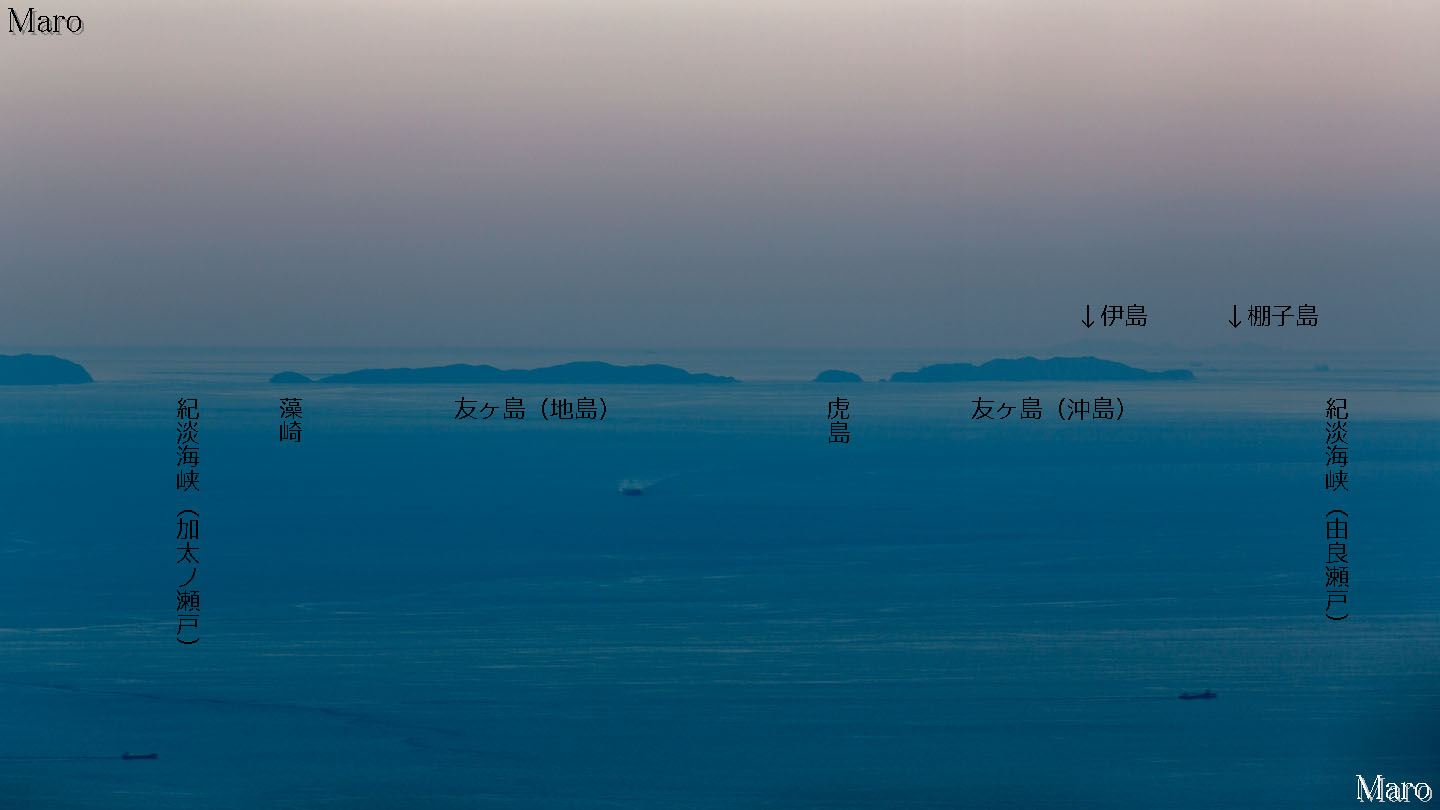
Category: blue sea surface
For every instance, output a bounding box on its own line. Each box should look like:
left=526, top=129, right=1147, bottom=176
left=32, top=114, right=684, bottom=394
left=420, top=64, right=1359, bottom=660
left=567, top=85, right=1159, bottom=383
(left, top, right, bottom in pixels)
left=1, top=347, right=1437, bottom=809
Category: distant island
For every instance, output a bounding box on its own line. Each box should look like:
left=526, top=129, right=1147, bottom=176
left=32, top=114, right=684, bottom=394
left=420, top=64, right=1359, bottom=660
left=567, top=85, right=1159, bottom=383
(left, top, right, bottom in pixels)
left=889, top=356, right=1193, bottom=382
left=0, top=353, right=93, bottom=385
left=1047, top=338, right=1284, bottom=356
left=270, top=361, right=737, bottom=385
left=813, top=369, right=863, bottom=383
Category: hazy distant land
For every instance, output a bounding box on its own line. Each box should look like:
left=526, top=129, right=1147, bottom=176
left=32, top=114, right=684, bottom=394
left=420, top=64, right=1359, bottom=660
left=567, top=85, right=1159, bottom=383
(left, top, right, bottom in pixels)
left=889, top=356, right=1193, bottom=382
left=0, top=353, right=92, bottom=385
left=270, top=361, right=737, bottom=384
left=263, top=356, right=1196, bottom=386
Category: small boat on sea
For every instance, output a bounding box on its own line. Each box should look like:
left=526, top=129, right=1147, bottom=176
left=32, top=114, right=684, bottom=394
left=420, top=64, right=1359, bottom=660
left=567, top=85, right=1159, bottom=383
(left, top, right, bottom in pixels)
left=1178, top=690, right=1217, bottom=700
left=121, top=752, right=158, bottom=760
left=620, top=487, right=643, bottom=496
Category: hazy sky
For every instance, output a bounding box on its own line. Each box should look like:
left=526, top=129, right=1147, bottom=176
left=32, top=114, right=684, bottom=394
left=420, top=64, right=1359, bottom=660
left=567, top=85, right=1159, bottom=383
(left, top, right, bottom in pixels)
left=3, top=0, right=1436, bottom=349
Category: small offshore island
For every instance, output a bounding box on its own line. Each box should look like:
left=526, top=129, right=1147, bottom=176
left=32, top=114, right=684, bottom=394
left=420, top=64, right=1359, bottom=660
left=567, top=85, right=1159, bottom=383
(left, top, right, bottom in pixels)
left=270, top=361, right=737, bottom=385
left=889, top=356, right=1193, bottom=382
left=0, top=353, right=93, bottom=385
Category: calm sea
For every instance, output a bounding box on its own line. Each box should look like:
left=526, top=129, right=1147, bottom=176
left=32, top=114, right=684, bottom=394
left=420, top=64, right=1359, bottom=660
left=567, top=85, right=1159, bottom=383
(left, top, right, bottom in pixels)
left=1, top=347, right=1437, bottom=809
